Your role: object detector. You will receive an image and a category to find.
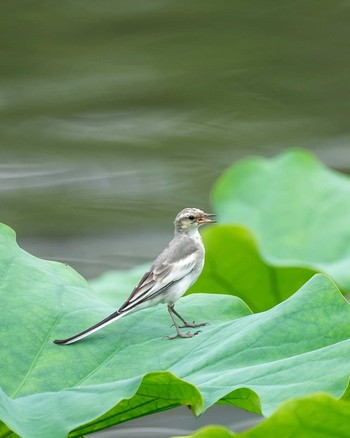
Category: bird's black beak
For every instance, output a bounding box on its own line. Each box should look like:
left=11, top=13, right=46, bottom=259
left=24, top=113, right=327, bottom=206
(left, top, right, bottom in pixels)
left=197, top=213, right=217, bottom=224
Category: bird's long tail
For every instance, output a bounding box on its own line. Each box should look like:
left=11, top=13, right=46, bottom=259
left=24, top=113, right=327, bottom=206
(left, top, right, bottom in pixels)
left=53, top=308, right=129, bottom=345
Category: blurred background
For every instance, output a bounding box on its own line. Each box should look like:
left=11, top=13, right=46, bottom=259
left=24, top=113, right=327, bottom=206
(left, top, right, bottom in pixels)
left=2, top=1, right=350, bottom=436
left=1, top=1, right=350, bottom=279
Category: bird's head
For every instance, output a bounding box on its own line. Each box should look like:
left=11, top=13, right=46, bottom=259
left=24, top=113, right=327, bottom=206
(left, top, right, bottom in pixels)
left=174, top=208, right=216, bottom=233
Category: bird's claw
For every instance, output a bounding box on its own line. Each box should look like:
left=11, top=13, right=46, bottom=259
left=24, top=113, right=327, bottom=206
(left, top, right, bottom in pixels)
left=165, top=330, right=201, bottom=340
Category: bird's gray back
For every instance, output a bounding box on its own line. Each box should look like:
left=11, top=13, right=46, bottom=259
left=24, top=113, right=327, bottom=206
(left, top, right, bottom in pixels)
left=153, top=232, right=204, bottom=268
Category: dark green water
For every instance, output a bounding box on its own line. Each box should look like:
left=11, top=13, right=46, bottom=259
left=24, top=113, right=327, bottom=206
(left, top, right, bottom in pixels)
left=1, top=1, right=350, bottom=280
left=1, top=2, right=350, bottom=436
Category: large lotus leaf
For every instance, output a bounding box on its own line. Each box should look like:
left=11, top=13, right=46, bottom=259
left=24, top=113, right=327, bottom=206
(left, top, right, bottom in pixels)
left=0, top=223, right=350, bottom=438
left=180, top=393, right=350, bottom=438
left=212, top=148, right=350, bottom=292
left=188, top=225, right=317, bottom=311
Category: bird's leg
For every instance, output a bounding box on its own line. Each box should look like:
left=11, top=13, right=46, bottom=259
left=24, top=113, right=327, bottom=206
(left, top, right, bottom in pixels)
left=170, top=304, right=208, bottom=328
left=165, top=305, right=201, bottom=339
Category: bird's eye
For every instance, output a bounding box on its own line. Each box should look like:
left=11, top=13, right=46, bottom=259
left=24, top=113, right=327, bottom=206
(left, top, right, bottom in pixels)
left=188, top=215, right=195, bottom=220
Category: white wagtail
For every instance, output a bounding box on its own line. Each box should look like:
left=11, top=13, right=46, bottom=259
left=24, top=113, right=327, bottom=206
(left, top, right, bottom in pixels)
left=54, top=208, right=216, bottom=345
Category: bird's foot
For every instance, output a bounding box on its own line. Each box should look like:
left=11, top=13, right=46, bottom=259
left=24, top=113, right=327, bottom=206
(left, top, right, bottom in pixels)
left=165, top=330, right=201, bottom=340
left=178, top=321, right=208, bottom=328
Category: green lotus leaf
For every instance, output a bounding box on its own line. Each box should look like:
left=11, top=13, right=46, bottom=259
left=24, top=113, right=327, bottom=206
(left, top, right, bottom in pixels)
left=189, top=225, right=317, bottom=311
left=212, top=148, right=350, bottom=292
left=0, top=223, right=349, bottom=438
left=179, top=393, right=350, bottom=438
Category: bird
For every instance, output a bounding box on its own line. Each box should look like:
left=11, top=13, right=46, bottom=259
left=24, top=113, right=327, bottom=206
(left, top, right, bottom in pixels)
left=54, top=208, right=216, bottom=345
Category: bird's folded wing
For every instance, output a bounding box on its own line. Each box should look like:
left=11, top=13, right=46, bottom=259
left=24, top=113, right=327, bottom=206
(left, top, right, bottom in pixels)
left=118, top=251, right=199, bottom=312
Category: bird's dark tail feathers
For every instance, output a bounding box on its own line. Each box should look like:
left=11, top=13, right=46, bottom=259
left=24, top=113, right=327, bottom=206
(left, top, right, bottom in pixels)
left=53, top=309, right=126, bottom=345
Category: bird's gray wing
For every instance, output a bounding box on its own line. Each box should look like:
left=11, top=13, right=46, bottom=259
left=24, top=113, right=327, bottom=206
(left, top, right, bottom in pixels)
left=118, top=236, right=201, bottom=312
